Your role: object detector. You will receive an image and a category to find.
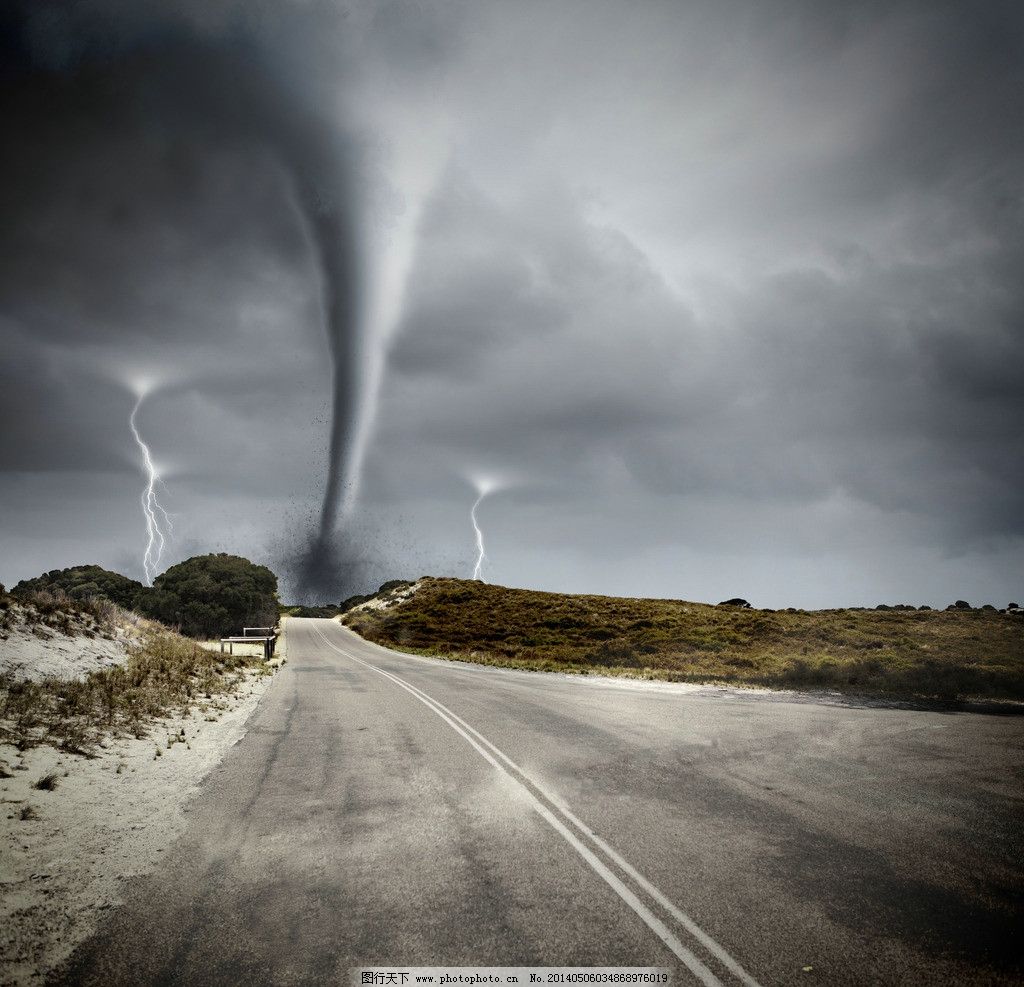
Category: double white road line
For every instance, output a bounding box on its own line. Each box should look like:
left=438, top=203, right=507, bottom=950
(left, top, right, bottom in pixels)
left=311, top=623, right=761, bottom=987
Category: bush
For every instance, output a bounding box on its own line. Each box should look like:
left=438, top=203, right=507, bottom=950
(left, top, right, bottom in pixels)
left=138, top=554, right=278, bottom=639
left=287, top=605, right=340, bottom=618
left=377, top=580, right=412, bottom=595
left=335, top=581, right=412, bottom=613
left=13, top=565, right=146, bottom=610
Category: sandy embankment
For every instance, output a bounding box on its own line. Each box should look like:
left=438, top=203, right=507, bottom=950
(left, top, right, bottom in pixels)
left=345, top=578, right=423, bottom=615
left=0, top=600, right=143, bottom=682
left=0, top=623, right=285, bottom=986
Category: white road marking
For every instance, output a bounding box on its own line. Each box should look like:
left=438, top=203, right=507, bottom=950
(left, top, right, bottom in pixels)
left=309, top=622, right=762, bottom=987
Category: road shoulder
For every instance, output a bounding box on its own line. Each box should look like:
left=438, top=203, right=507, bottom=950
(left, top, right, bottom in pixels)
left=0, top=666, right=278, bottom=986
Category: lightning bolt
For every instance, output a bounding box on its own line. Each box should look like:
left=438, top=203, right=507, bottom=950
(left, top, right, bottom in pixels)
left=467, top=473, right=510, bottom=583
left=471, top=491, right=488, bottom=581
left=129, top=394, right=172, bottom=586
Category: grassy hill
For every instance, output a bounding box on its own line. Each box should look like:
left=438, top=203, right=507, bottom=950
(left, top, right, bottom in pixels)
left=343, top=578, right=1024, bottom=700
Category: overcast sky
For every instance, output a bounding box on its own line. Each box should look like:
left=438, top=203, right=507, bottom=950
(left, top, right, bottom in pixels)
left=1, top=0, right=1022, bottom=607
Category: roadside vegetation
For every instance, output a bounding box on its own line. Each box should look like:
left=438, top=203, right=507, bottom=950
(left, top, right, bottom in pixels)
left=0, top=585, right=270, bottom=757
left=344, top=578, right=1024, bottom=701
left=281, top=604, right=343, bottom=619
left=1, top=584, right=122, bottom=640
left=13, top=565, right=145, bottom=610
left=280, top=579, right=415, bottom=619
left=13, top=554, right=280, bottom=639
left=139, top=553, right=279, bottom=638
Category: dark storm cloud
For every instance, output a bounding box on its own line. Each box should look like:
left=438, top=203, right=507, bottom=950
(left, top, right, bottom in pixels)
left=357, top=0, right=1024, bottom=604
left=365, top=0, right=463, bottom=80
left=0, top=0, right=370, bottom=595
left=389, top=172, right=571, bottom=377
left=2, top=0, right=1022, bottom=606
left=367, top=170, right=708, bottom=506
left=0, top=324, right=129, bottom=472
left=374, top=150, right=1024, bottom=555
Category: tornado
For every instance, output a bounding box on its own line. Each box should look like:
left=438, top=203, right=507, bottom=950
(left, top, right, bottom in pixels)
left=164, top=48, right=366, bottom=598
left=294, top=231, right=364, bottom=592
left=277, top=122, right=364, bottom=598
left=6, top=2, right=366, bottom=601
left=308, top=208, right=361, bottom=544
left=188, top=49, right=365, bottom=593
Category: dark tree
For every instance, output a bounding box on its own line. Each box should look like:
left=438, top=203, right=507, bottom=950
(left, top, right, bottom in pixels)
left=14, top=565, right=146, bottom=610
left=140, top=554, right=279, bottom=639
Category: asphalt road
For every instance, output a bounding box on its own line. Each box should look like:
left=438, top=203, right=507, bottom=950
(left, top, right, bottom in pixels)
left=56, top=618, right=1024, bottom=985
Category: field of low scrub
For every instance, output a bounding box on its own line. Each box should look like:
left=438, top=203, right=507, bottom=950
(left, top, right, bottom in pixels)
left=0, top=586, right=122, bottom=643
left=344, top=578, right=1024, bottom=700
left=0, top=587, right=270, bottom=757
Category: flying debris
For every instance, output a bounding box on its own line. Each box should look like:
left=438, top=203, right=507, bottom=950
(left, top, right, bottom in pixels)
left=128, top=392, right=172, bottom=586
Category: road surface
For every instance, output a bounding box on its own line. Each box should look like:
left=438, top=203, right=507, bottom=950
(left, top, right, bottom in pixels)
left=56, top=618, right=1024, bottom=985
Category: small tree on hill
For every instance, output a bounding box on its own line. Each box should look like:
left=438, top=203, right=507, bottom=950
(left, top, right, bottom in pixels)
left=13, top=565, right=147, bottom=610
left=141, top=554, right=279, bottom=638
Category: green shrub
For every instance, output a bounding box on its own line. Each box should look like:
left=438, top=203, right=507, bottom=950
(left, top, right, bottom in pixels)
left=14, top=565, right=146, bottom=609
left=138, top=553, right=278, bottom=639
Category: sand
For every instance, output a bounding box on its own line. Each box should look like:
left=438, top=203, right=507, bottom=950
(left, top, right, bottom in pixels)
left=0, top=616, right=283, bottom=986
left=0, top=602, right=144, bottom=683
left=349, top=579, right=423, bottom=614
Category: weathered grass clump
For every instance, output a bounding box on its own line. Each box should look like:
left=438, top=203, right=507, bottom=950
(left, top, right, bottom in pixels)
left=0, top=624, right=267, bottom=756
left=345, top=578, right=1024, bottom=701
left=32, top=771, right=59, bottom=791
left=1, top=585, right=125, bottom=639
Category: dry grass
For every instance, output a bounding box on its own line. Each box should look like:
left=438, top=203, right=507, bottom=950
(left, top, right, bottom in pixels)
left=198, top=639, right=269, bottom=659
left=0, top=621, right=269, bottom=756
left=1, top=585, right=129, bottom=641
left=32, top=771, right=59, bottom=791
left=344, top=578, right=1024, bottom=701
